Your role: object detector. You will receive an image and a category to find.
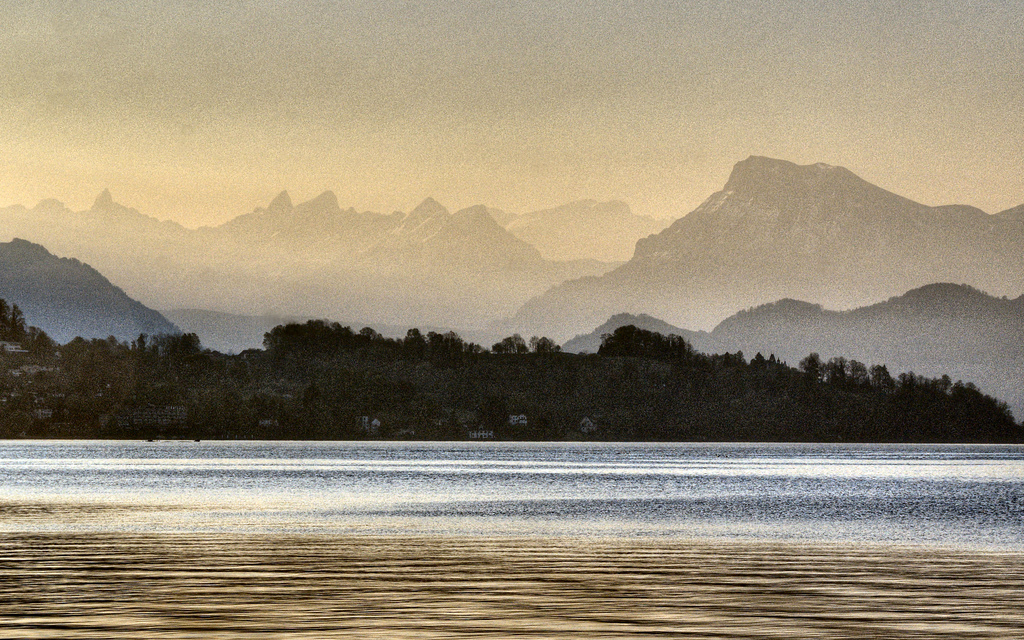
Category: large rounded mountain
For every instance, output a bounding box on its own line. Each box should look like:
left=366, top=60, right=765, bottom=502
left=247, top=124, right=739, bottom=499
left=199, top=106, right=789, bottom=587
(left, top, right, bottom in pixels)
left=512, top=156, right=1024, bottom=340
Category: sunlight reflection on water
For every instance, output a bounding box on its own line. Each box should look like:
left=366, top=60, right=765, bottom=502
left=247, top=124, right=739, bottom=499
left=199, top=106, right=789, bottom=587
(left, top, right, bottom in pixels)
left=1, top=440, right=1023, bottom=547
left=3, top=441, right=1024, bottom=638
left=2, top=533, right=1023, bottom=639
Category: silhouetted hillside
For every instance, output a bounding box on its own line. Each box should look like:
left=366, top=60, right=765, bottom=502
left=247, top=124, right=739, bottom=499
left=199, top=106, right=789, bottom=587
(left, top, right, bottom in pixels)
left=997, top=203, right=1024, bottom=223
left=163, top=308, right=504, bottom=355
left=0, top=239, right=179, bottom=342
left=6, top=314, right=1019, bottom=442
left=562, top=313, right=720, bottom=354
left=710, top=283, right=1024, bottom=418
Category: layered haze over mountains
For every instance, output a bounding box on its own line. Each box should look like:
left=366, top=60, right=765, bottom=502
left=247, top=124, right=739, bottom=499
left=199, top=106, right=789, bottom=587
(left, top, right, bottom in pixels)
left=564, top=284, right=1024, bottom=418
left=2, top=156, right=1023, bottom=343
left=711, top=283, right=1024, bottom=416
left=1, top=154, right=1023, bottom=413
left=513, top=157, right=1024, bottom=340
left=0, top=238, right=178, bottom=342
left=0, top=189, right=659, bottom=332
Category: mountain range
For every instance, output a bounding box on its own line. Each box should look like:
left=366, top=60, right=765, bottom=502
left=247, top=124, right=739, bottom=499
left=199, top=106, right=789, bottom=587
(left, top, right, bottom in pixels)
left=8, top=157, right=1021, bottom=340
left=0, top=238, right=178, bottom=343
left=565, top=283, right=1024, bottom=419
left=0, top=191, right=660, bottom=329
left=2, top=155, right=1022, bottom=408
left=512, top=156, right=1024, bottom=340
left=505, top=200, right=665, bottom=262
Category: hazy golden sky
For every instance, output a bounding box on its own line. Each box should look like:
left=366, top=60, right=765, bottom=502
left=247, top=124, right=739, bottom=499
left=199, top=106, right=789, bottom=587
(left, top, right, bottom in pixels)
left=1, top=0, right=1021, bottom=227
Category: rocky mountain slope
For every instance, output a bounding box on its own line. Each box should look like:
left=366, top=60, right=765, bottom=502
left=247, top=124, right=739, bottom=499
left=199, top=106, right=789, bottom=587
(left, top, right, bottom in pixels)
left=512, top=157, right=1024, bottom=340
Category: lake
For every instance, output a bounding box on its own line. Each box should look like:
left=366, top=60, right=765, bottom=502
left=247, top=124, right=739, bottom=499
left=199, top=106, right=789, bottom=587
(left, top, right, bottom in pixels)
left=3, top=440, right=1024, bottom=638
left=2, top=440, right=1023, bottom=547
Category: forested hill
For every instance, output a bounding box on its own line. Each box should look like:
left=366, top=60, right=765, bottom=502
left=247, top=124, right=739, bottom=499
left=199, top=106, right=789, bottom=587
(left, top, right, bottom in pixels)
left=709, top=283, right=1024, bottom=418
left=3, top=318, right=1020, bottom=443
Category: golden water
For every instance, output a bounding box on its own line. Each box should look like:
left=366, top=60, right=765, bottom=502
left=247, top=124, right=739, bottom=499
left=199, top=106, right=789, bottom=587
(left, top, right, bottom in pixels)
left=3, top=533, right=1023, bottom=639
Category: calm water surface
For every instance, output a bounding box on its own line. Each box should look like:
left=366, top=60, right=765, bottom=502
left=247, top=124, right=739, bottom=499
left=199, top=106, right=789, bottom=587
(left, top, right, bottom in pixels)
left=2, top=440, right=1022, bottom=548
left=4, top=440, right=1024, bottom=639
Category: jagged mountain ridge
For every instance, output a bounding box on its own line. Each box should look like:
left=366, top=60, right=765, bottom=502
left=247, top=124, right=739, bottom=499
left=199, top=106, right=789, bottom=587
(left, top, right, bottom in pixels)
left=512, top=156, right=1024, bottom=340
left=0, top=191, right=621, bottom=328
left=216, top=189, right=402, bottom=255
left=0, top=239, right=179, bottom=343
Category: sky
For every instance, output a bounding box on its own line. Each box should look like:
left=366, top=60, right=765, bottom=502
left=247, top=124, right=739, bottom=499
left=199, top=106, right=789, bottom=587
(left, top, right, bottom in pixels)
left=1, top=0, right=1022, bottom=227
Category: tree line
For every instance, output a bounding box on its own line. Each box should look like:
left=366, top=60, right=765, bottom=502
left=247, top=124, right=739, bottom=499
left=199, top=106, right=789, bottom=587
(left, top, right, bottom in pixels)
left=1, top=309, right=1020, bottom=443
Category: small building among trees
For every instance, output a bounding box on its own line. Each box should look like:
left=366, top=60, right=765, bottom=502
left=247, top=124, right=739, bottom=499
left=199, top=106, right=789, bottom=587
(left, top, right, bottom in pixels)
left=579, top=417, right=596, bottom=434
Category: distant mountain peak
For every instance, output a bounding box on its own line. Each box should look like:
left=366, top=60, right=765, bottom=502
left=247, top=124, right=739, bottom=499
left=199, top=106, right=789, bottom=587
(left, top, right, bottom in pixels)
left=91, top=189, right=115, bottom=211
left=389, top=197, right=451, bottom=239
left=451, top=204, right=499, bottom=226
left=300, top=190, right=340, bottom=212
left=723, top=156, right=859, bottom=194
left=605, top=312, right=662, bottom=325
left=410, top=197, right=449, bottom=219
left=504, top=199, right=664, bottom=262
left=561, top=311, right=720, bottom=354
left=6, top=237, right=53, bottom=258
left=892, top=283, right=992, bottom=308
left=267, top=190, right=293, bottom=214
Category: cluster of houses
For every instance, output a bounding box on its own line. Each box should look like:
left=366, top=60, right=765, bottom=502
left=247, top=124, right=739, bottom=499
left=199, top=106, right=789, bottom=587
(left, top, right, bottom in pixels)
left=0, top=341, right=28, bottom=354
left=116, top=405, right=188, bottom=430
left=2, top=342, right=61, bottom=432
left=0, top=389, right=63, bottom=418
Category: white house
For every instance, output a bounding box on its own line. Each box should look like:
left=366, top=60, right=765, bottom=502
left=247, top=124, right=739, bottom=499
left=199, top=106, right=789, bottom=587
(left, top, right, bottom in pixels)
left=357, top=416, right=382, bottom=436
left=579, top=417, right=596, bottom=434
